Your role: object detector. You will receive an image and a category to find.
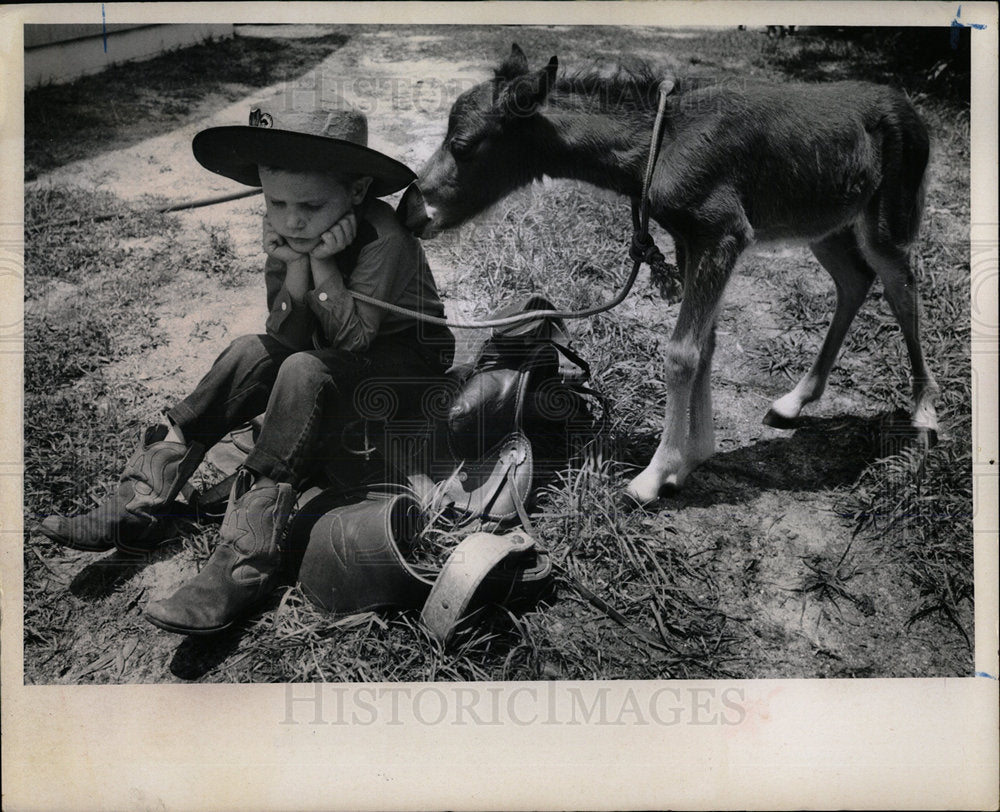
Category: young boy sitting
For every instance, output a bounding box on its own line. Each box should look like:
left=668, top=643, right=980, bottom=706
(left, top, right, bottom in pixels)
left=40, top=90, right=455, bottom=635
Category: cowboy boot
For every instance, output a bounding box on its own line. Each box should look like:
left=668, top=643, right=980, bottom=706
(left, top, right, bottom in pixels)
left=144, top=469, right=296, bottom=635
left=39, top=424, right=205, bottom=554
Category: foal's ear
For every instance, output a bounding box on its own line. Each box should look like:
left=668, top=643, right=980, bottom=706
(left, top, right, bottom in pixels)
left=500, top=56, right=558, bottom=118
left=497, top=43, right=530, bottom=80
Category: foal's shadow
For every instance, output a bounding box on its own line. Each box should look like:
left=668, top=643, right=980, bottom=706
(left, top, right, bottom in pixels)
left=626, top=411, right=927, bottom=509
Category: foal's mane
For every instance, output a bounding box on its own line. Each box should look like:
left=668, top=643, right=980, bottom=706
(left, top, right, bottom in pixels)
left=554, top=61, right=666, bottom=110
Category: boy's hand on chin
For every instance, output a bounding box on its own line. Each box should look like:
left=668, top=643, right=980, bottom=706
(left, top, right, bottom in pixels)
left=263, top=215, right=307, bottom=264
left=311, top=212, right=357, bottom=260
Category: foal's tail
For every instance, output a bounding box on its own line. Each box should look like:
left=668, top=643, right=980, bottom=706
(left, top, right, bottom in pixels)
left=874, top=95, right=930, bottom=250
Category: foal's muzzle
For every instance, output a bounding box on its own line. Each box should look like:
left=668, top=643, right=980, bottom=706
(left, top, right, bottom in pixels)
left=397, top=183, right=438, bottom=238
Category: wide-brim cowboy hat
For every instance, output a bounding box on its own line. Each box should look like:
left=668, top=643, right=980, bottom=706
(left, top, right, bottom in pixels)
left=192, top=92, right=415, bottom=198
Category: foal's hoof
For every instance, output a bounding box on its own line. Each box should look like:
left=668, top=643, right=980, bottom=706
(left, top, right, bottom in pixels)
left=762, top=408, right=800, bottom=430
left=623, top=471, right=665, bottom=509
left=621, top=477, right=686, bottom=511
left=619, top=478, right=687, bottom=511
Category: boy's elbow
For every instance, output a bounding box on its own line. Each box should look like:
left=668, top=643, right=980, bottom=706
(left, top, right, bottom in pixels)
left=332, top=320, right=379, bottom=353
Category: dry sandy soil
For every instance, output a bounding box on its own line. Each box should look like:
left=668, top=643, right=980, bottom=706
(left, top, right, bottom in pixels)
left=24, top=24, right=973, bottom=682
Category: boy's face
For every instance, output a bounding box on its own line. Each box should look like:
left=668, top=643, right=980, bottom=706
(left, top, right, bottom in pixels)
left=259, top=167, right=371, bottom=254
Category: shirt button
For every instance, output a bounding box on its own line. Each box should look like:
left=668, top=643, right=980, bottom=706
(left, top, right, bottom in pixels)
left=318, top=292, right=329, bottom=302
left=280, top=302, right=287, bottom=311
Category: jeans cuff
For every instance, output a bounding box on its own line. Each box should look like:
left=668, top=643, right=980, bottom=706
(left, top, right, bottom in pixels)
left=244, top=446, right=298, bottom=487
left=165, top=403, right=198, bottom=434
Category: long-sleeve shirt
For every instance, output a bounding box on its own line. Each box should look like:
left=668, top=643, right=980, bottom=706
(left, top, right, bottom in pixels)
left=263, top=198, right=447, bottom=353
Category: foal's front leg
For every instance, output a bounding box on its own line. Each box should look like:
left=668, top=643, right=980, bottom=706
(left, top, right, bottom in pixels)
left=686, top=323, right=717, bottom=469
left=625, top=233, right=744, bottom=504
left=625, top=336, right=701, bottom=503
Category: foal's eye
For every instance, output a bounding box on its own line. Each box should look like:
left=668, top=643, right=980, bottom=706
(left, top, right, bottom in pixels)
left=450, top=138, right=475, bottom=160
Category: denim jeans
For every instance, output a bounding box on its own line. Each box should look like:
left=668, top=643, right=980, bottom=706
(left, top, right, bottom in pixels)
left=167, top=325, right=454, bottom=488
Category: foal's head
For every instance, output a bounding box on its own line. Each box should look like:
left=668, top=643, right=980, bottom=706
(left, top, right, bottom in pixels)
left=417, top=43, right=558, bottom=234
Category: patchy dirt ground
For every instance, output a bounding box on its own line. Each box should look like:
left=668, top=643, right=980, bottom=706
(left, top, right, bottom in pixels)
left=23, top=25, right=973, bottom=682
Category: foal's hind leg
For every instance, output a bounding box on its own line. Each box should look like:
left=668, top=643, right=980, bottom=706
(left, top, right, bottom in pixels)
left=857, top=224, right=940, bottom=435
left=626, top=230, right=747, bottom=504
left=765, top=229, right=875, bottom=427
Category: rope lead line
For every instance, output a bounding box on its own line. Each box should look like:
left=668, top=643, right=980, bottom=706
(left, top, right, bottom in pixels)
left=30, top=188, right=264, bottom=231
left=349, top=263, right=645, bottom=330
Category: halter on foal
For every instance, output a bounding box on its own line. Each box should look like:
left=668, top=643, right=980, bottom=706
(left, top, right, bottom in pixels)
left=418, top=44, right=939, bottom=505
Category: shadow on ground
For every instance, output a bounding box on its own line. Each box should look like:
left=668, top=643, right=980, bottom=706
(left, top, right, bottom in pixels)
left=622, top=411, right=928, bottom=509
left=68, top=544, right=185, bottom=601
left=168, top=624, right=254, bottom=680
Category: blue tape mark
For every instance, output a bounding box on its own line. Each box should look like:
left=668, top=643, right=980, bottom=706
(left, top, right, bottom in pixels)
left=102, top=4, right=107, bottom=53
left=975, top=672, right=996, bottom=679
left=952, top=5, right=988, bottom=49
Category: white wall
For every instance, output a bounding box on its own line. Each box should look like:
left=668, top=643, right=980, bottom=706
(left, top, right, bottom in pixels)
left=25, top=24, right=235, bottom=87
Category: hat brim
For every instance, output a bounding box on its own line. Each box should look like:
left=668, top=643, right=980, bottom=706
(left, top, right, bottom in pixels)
left=192, top=126, right=416, bottom=197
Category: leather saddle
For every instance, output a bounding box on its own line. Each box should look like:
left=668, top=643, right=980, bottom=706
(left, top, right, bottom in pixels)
left=286, top=488, right=551, bottom=645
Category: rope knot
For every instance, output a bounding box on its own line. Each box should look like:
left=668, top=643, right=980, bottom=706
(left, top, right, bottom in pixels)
left=629, top=232, right=655, bottom=265
left=630, top=232, right=684, bottom=303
